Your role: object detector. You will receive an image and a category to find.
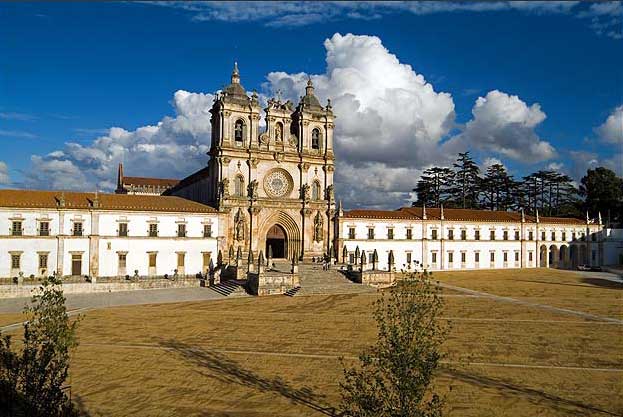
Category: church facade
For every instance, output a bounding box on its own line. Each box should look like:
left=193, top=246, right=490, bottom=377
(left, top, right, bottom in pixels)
left=0, top=65, right=617, bottom=280
left=165, top=63, right=336, bottom=262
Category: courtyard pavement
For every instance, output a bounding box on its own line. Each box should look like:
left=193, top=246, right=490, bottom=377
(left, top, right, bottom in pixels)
left=0, top=286, right=224, bottom=315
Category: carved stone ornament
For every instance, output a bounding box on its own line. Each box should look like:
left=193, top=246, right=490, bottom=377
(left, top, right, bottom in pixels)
left=247, top=158, right=259, bottom=168
left=259, top=133, right=270, bottom=145
left=299, top=162, right=310, bottom=171
left=326, top=184, right=335, bottom=201
left=274, top=152, right=285, bottom=163
left=302, top=208, right=313, bottom=217
left=275, top=123, right=283, bottom=141
left=247, top=179, right=259, bottom=199
left=264, top=168, right=294, bottom=198
left=313, top=212, right=324, bottom=242
left=219, top=178, right=230, bottom=197
left=301, top=183, right=311, bottom=201
left=222, top=156, right=231, bottom=164
left=288, top=134, right=298, bottom=147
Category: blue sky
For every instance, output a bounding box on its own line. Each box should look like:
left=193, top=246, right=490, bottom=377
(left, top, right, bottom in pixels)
left=0, top=1, right=621, bottom=208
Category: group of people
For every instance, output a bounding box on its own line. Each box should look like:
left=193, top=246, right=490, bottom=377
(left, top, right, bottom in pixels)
left=311, top=254, right=332, bottom=271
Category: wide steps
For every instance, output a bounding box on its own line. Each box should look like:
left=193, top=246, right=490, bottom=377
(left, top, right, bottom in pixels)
left=295, top=264, right=376, bottom=296
left=209, top=280, right=249, bottom=297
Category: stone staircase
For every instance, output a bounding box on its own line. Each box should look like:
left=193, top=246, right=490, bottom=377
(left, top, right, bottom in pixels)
left=208, top=279, right=250, bottom=297
left=291, top=263, right=376, bottom=296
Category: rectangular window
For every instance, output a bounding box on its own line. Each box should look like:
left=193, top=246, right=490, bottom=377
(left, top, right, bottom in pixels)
left=149, top=253, right=157, bottom=267
left=475, top=252, right=480, bottom=263
left=149, top=223, right=158, bottom=237
left=562, top=232, right=566, bottom=241
left=11, top=221, right=22, bottom=236
left=431, top=229, right=438, bottom=240
left=39, top=221, right=49, bottom=236
left=461, top=252, right=466, bottom=263
left=73, top=222, right=83, bottom=236
left=551, top=231, right=556, bottom=241
left=367, top=228, right=375, bottom=240
left=503, top=252, right=508, bottom=262
left=177, top=224, right=186, bottom=238
left=204, top=224, right=212, bottom=238
left=542, top=231, right=546, bottom=241
left=529, top=231, right=534, bottom=240
left=503, top=231, right=509, bottom=241
left=203, top=252, right=211, bottom=270
left=368, top=253, right=374, bottom=263
left=118, top=253, right=127, bottom=268
left=348, top=227, right=355, bottom=239
left=387, top=228, right=394, bottom=240
left=38, top=254, right=48, bottom=269
left=515, top=230, right=520, bottom=240
left=406, top=253, right=412, bottom=264
left=431, top=252, right=437, bottom=263
left=11, top=254, right=20, bottom=269
left=461, top=230, right=466, bottom=240
left=581, top=232, right=585, bottom=241
left=118, top=223, right=128, bottom=237
left=529, top=252, right=533, bottom=261
left=515, top=252, right=520, bottom=262
left=591, top=233, right=596, bottom=242
left=177, top=253, right=185, bottom=267
left=475, top=230, right=480, bottom=240
left=448, top=252, right=453, bottom=263
left=490, top=230, right=496, bottom=240
left=406, top=228, right=412, bottom=240
left=349, top=253, right=355, bottom=264
left=572, top=232, right=576, bottom=241
left=592, top=250, right=596, bottom=261
left=490, top=252, right=495, bottom=262
left=448, top=229, right=454, bottom=240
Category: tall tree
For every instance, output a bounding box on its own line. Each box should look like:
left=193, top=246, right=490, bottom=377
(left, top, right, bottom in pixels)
left=480, top=164, right=517, bottom=211
left=579, top=167, right=623, bottom=225
left=340, top=272, right=447, bottom=416
left=0, top=276, right=81, bottom=417
left=450, top=152, right=481, bottom=209
left=413, top=167, right=455, bottom=207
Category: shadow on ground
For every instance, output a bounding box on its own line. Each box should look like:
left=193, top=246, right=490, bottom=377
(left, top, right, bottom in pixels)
left=580, top=277, right=623, bottom=289
left=443, top=367, right=620, bottom=416
left=157, top=338, right=342, bottom=417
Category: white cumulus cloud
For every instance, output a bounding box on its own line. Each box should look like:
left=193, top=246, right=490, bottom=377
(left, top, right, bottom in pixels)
left=26, top=90, right=214, bottom=191
left=596, top=105, right=623, bottom=144
left=446, top=90, right=556, bottom=163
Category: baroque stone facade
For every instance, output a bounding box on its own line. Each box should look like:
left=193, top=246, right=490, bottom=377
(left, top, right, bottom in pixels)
left=167, top=63, right=336, bottom=261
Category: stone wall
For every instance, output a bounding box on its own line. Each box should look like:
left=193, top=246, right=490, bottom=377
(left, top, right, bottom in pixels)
left=247, top=272, right=299, bottom=296
left=0, top=277, right=201, bottom=299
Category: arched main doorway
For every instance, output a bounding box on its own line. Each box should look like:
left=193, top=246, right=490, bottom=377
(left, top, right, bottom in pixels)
left=266, top=224, right=287, bottom=259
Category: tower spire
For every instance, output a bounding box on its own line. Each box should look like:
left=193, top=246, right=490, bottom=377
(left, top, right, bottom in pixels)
left=231, top=61, right=240, bottom=84
left=305, top=76, right=314, bottom=96
left=116, top=162, right=124, bottom=192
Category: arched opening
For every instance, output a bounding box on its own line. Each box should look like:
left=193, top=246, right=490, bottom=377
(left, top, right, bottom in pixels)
left=570, top=245, right=579, bottom=268
left=266, top=224, right=287, bottom=259
left=234, top=119, right=244, bottom=145
left=539, top=245, right=548, bottom=268
left=549, top=245, right=559, bottom=268
left=559, top=245, right=569, bottom=269
left=311, top=128, right=320, bottom=150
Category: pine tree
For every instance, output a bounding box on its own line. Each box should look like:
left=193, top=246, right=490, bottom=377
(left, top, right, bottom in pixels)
left=450, top=152, right=481, bottom=209
left=413, top=167, right=455, bottom=207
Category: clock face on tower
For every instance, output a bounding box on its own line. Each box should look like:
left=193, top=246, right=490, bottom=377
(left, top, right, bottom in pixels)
left=263, top=168, right=294, bottom=198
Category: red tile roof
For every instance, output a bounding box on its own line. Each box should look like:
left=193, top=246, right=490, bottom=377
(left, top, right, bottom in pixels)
left=122, top=176, right=179, bottom=188
left=343, top=206, right=586, bottom=224
left=0, top=189, right=216, bottom=213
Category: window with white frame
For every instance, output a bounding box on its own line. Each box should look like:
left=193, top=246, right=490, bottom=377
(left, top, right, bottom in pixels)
left=11, top=221, right=22, bottom=236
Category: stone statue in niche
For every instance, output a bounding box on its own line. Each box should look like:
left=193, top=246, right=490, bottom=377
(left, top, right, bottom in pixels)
left=219, top=178, right=229, bottom=197
left=234, top=209, right=245, bottom=241
left=313, top=211, right=324, bottom=242
left=275, top=123, right=283, bottom=141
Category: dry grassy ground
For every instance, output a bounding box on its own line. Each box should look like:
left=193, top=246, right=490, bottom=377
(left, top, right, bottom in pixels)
left=1, top=269, right=621, bottom=417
